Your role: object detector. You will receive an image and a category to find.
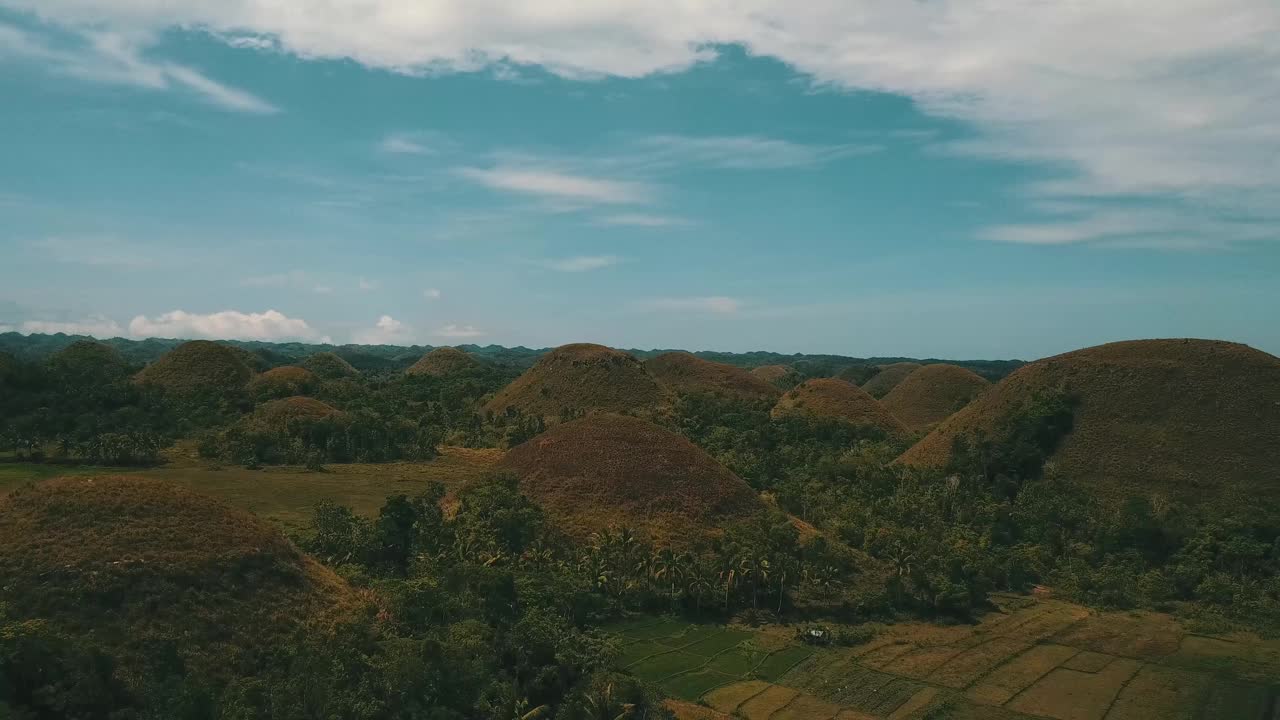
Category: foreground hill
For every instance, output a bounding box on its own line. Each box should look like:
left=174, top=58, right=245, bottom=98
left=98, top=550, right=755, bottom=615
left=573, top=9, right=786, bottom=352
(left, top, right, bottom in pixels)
left=898, top=339, right=1280, bottom=505
left=881, top=363, right=991, bottom=432
left=0, top=475, right=354, bottom=681
left=771, top=378, right=908, bottom=436
left=483, top=343, right=668, bottom=418
left=406, top=346, right=481, bottom=377
left=860, top=362, right=922, bottom=399
left=134, top=340, right=255, bottom=395
left=647, top=351, right=780, bottom=401
left=497, top=414, right=763, bottom=544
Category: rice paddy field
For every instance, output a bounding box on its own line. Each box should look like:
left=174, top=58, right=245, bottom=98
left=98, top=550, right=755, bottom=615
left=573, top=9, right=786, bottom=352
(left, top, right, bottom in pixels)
left=621, top=597, right=1280, bottom=720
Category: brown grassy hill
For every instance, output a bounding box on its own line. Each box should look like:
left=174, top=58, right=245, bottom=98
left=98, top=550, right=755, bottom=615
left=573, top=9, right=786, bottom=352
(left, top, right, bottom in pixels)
left=860, top=362, right=923, bottom=399
left=303, top=351, right=359, bottom=379
left=750, top=364, right=794, bottom=384
left=135, top=340, right=255, bottom=395
left=255, top=396, right=342, bottom=427
left=881, top=364, right=991, bottom=432
left=771, top=378, right=908, bottom=436
left=483, top=343, right=668, bottom=419
left=47, top=340, right=130, bottom=383
left=646, top=352, right=780, bottom=401
left=406, top=346, right=481, bottom=377
left=897, top=339, right=1280, bottom=505
left=497, top=414, right=763, bottom=545
left=0, top=475, right=355, bottom=681
left=248, top=365, right=319, bottom=399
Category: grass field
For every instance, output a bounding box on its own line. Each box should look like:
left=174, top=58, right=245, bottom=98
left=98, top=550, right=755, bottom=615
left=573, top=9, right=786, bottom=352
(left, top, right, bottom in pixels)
left=0, top=446, right=502, bottom=532
left=611, top=601, right=1280, bottom=720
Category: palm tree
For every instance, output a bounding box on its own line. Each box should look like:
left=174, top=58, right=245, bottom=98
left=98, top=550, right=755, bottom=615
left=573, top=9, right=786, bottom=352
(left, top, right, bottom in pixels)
left=582, top=683, right=635, bottom=720
left=652, top=548, right=688, bottom=611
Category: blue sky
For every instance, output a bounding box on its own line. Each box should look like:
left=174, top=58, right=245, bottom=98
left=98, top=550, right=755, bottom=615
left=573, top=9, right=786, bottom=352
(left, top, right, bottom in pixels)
left=1, top=3, right=1277, bottom=359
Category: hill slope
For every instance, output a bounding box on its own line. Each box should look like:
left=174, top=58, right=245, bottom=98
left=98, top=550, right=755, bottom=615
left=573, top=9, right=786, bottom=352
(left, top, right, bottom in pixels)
left=771, top=378, right=908, bottom=436
left=497, top=414, right=763, bottom=544
left=135, top=340, right=255, bottom=395
left=47, top=340, right=130, bottom=383
left=406, top=347, right=481, bottom=377
left=898, top=339, right=1280, bottom=505
left=303, top=351, right=359, bottom=379
left=881, top=364, right=991, bottom=432
left=248, top=365, right=319, bottom=399
left=483, top=343, right=668, bottom=418
left=0, top=475, right=354, bottom=680
left=860, top=362, right=922, bottom=399
left=647, top=352, right=780, bottom=401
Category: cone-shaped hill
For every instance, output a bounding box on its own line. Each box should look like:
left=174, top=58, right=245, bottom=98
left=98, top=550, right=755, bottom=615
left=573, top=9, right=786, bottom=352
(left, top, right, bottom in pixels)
left=646, top=352, right=780, bottom=401
left=750, top=364, right=794, bottom=385
left=0, top=475, right=354, bottom=680
left=134, top=340, right=255, bottom=395
left=248, top=365, right=319, bottom=399
left=483, top=343, right=668, bottom=419
left=497, top=414, right=764, bottom=545
left=303, top=351, right=359, bottom=379
left=882, top=364, right=991, bottom=432
left=898, top=339, right=1280, bottom=505
left=771, top=378, right=908, bottom=436
left=406, top=346, right=481, bottom=377
left=47, top=340, right=130, bottom=383
left=254, top=396, right=342, bottom=427
left=860, top=362, right=923, bottom=399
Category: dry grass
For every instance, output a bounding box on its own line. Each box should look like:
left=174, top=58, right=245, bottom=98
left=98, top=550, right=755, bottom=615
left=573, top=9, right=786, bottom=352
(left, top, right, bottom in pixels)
left=303, top=351, right=359, bottom=379
left=898, top=339, right=1280, bottom=506
left=1005, top=658, right=1141, bottom=720
left=484, top=343, right=669, bottom=419
left=704, top=680, right=771, bottom=713
left=751, top=364, right=795, bottom=385
left=662, top=700, right=731, bottom=720
left=248, top=365, right=319, bottom=398
left=963, top=644, right=1079, bottom=704
left=134, top=340, right=255, bottom=394
left=497, top=414, right=763, bottom=545
left=860, top=362, right=922, bottom=399
left=0, top=475, right=356, bottom=682
left=771, top=378, right=908, bottom=436
left=881, top=364, right=990, bottom=432
left=646, top=352, right=781, bottom=401
left=738, top=685, right=799, bottom=720
left=254, top=395, right=342, bottom=426
left=0, top=448, right=503, bottom=533
left=405, top=347, right=480, bottom=377
left=1103, top=665, right=1210, bottom=720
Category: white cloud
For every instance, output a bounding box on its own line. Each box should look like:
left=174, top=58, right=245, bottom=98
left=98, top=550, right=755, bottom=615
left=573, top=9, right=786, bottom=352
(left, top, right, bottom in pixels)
left=638, top=296, right=741, bottom=314
left=358, top=276, right=379, bottom=291
left=435, top=323, right=484, bottom=338
left=128, top=309, right=317, bottom=340
left=980, top=207, right=1276, bottom=249
left=20, top=316, right=123, bottom=338
left=424, top=288, right=442, bottom=300
left=596, top=213, right=689, bottom=227
left=0, top=22, right=278, bottom=114
left=352, top=314, right=410, bottom=344
left=12, top=0, right=1279, bottom=247
left=540, top=255, right=622, bottom=272
left=457, top=166, right=650, bottom=205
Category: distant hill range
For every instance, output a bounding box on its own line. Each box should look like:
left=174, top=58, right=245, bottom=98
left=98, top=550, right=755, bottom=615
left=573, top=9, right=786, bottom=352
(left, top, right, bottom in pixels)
left=0, top=331, right=1025, bottom=380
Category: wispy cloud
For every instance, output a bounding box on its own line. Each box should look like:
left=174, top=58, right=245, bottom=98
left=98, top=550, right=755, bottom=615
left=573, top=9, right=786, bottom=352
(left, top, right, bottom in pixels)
left=980, top=207, right=1276, bottom=249
left=128, top=309, right=318, bottom=340
left=629, top=134, right=880, bottom=170
left=32, top=236, right=163, bottom=268
left=358, top=276, right=379, bottom=291
left=19, top=316, right=123, bottom=338
left=637, top=296, right=741, bottom=314
left=424, top=288, right=442, bottom=300
left=0, top=22, right=278, bottom=114
left=241, top=270, right=308, bottom=288
left=596, top=213, right=690, bottom=228
left=540, top=255, right=622, bottom=272
left=435, top=323, right=484, bottom=338
left=457, top=166, right=651, bottom=205
left=379, top=131, right=445, bottom=156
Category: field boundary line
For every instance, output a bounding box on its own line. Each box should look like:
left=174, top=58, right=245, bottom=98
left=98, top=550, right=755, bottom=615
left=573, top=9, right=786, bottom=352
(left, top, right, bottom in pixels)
left=1000, top=648, right=1083, bottom=708
left=1096, top=660, right=1144, bottom=720
left=657, top=629, right=753, bottom=684
left=765, top=692, right=802, bottom=720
